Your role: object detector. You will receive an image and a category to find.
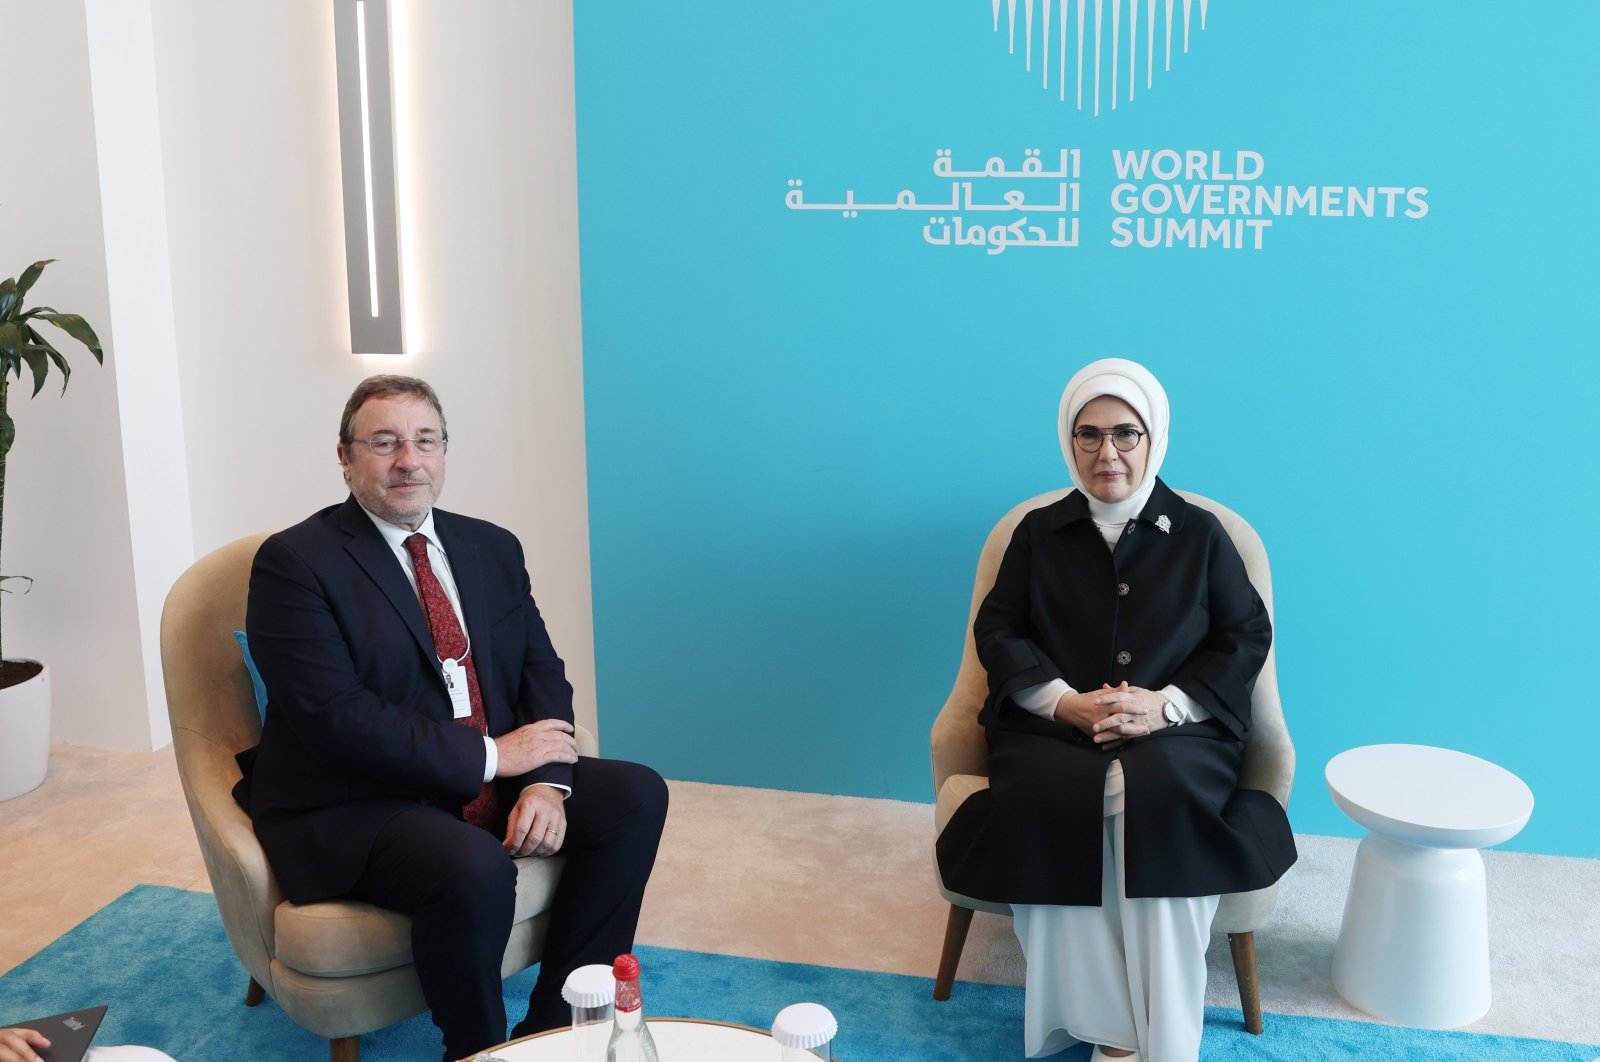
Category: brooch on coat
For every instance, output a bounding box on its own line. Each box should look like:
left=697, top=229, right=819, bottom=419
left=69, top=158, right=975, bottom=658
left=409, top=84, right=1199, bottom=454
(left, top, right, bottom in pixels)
left=1155, top=514, right=1172, bottom=533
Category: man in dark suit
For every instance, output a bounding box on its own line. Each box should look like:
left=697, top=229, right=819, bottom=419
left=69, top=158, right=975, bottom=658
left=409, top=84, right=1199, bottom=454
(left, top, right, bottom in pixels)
left=235, top=375, right=667, bottom=1061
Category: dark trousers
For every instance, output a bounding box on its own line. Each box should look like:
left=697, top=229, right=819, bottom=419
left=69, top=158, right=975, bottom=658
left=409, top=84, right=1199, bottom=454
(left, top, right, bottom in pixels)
left=348, top=757, right=668, bottom=1061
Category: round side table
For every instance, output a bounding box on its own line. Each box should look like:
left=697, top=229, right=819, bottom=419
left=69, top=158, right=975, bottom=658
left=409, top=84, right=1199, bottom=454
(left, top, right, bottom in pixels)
left=1325, top=744, right=1533, bottom=1029
left=489, top=1017, right=807, bottom=1061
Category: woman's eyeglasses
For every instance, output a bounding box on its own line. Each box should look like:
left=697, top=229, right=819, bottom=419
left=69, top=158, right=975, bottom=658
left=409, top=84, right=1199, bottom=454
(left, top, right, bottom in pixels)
left=1071, top=426, right=1147, bottom=453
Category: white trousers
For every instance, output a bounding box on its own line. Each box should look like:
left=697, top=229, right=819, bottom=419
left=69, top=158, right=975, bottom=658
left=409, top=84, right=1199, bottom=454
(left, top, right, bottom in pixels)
left=86, top=1049, right=179, bottom=1061
left=1012, top=810, right=1220, bottom=1062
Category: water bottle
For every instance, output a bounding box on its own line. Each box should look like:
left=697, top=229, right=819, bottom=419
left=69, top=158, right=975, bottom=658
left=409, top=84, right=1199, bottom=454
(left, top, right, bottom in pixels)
left=605, top=953, right=659, bottom=1062
left=772, top=1002, right=837, bottom=1061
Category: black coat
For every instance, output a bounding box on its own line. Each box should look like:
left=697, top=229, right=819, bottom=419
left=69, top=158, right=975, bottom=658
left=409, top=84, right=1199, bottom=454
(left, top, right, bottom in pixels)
left=936, top=479, right=1297, bottom=903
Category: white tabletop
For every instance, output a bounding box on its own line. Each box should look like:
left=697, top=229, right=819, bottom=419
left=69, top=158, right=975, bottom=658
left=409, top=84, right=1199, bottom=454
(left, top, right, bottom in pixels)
left=1325, top=744, right=1533, bottom=849
left=489, top=1018, right=791, bottom=1061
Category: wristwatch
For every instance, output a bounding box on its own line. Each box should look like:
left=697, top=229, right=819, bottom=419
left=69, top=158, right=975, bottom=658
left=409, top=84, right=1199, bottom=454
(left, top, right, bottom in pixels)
left=1162, top=699, right=1188, bottom=726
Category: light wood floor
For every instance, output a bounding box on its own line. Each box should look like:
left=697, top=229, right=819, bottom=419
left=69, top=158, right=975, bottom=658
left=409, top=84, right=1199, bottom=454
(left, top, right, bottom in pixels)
left=2, top=744, right=1596, bottom=1046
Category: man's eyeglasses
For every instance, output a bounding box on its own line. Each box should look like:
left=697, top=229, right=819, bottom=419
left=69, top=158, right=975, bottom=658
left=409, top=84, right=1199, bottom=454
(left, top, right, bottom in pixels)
left=350, top=434, right=447, bottom=457
left=1071, top=426, right=1147, bottom=453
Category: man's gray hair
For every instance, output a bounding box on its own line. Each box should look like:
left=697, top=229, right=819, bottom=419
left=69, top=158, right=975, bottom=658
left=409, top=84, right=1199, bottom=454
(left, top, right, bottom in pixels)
left=339, top=375, right=448, bottom=444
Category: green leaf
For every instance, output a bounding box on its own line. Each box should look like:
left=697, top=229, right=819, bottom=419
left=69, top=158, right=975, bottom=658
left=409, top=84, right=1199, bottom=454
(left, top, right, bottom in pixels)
left=0, top=278, right=17, bottom=322
left=15, top=260, right=53, bottom=300
left=35, top=312, right=104, bottom=364
left=19, top=346, right=48, bottom=396
left=22, top=328, right=68, bottom=393
left=38, top=343, right=69, bottom=380
left=0, top=406, right=14, bottom=455
left=0, top=320, right=20, bottom=358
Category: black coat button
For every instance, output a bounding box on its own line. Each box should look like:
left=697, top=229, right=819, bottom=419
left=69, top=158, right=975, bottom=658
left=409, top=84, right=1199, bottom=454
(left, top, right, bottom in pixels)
left=1118, top=582, right=1130, bottom=596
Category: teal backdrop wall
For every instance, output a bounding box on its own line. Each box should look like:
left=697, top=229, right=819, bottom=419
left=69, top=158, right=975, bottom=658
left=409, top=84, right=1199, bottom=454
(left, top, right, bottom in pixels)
left=572, top=2, right=1600, bottom=857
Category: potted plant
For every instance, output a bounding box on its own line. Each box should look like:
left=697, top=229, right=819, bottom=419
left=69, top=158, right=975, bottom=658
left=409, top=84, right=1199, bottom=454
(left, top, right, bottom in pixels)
left=0, top=259, right=104, bottom=801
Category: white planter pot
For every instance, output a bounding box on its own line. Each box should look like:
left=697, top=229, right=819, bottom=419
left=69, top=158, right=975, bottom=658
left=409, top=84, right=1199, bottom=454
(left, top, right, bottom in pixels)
left=0, top=659, right=50, bottom=802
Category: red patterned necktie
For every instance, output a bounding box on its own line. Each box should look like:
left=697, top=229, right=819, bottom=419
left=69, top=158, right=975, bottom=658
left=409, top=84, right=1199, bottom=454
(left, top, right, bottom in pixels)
left=404, top=533, right=500, bottom=831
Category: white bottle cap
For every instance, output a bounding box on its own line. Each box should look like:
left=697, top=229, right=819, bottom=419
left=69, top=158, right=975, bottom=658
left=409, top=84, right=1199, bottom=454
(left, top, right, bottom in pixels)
left=771, top=1002, right=838, bottom=1050
left=561, top=963, right=617, bottom=1008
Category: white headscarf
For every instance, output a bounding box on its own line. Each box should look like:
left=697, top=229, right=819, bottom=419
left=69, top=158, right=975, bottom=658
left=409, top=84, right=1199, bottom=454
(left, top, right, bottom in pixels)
left=1058, top=358, right=1171, bottom=526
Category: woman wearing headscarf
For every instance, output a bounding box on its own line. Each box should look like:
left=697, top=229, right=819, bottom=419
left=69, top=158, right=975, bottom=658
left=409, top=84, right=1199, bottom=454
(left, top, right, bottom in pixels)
left=936, top=358, right=1296, bottom=1062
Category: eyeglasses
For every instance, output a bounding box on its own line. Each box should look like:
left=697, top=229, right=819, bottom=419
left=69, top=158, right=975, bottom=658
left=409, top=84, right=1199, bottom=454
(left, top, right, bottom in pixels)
left=350, top=433, right=447, bottom=457
left=1071, top=426, right=1147, bottom=453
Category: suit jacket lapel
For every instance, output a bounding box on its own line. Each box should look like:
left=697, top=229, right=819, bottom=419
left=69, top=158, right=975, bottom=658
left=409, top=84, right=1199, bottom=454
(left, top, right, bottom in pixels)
left=335, top=496, right=438, bottom=667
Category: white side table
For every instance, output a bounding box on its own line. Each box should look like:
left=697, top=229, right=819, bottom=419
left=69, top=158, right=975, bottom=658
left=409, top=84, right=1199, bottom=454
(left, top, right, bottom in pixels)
left=1325, top=744, right=1533, bottom=1029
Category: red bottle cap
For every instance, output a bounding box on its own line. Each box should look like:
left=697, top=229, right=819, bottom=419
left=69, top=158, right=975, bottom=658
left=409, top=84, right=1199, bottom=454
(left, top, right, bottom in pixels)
left=613, top=953, right=641, bottom=980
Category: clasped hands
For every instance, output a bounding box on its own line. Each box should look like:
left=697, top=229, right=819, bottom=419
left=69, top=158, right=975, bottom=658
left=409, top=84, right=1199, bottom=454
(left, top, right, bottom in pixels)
left=493, top=719, right=578, bottom=859
left=1054, top=681, right=1169, bottom=750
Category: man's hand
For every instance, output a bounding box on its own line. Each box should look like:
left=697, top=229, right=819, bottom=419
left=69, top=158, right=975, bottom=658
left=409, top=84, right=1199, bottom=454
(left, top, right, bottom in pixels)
left=492, top=719, right=578, bottom=777
left=0, top=1028, right=49, bottom=1062
left=503, top=784, right=567, bottom=857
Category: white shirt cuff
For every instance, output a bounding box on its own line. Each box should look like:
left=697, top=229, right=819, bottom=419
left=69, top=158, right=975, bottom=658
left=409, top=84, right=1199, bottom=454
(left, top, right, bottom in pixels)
left=1015, top=678, right=1075, bottom=720
left=482, top=735, right=498, bottom=783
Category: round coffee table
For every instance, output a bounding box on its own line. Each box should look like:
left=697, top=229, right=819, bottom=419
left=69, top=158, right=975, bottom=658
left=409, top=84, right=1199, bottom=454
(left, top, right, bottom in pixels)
left=1325, top=743, right=1533, bottom=1029
left=487, top=1017, right=799, bottom=1060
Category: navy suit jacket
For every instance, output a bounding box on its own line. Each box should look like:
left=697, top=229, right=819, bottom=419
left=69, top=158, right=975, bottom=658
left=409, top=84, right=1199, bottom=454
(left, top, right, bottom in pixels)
left=235, top=495, right=575, bottom=904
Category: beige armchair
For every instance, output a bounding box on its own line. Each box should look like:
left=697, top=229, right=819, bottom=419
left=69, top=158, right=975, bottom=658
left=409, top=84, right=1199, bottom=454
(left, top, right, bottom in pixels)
left=160, top=532, right=597, bottom=1062
left=929, top=490, right=1294, bottom=1034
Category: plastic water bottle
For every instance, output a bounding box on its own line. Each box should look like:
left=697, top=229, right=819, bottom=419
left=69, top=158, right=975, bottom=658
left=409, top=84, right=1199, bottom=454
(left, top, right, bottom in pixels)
left=605, top=954, right=659, bottom=1062
left=563, top=963, right=616, bottom=1061
left=772, top=1002, right=837, bottom=1061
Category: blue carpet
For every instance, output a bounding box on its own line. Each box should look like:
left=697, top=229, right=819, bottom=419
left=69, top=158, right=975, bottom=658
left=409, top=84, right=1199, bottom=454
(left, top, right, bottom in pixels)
left=0, top=886, right=1593, bottom=1061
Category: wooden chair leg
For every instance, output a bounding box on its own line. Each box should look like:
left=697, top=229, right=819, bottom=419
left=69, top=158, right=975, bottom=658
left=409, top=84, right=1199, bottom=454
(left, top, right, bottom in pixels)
left=244, top=977, right=265, bottom=1007
left=1228, top=931, right=1263, bottom=1035
left=330, top=1035, right=360, bottom=1062
left=934, top=905, right=975, bottom=1000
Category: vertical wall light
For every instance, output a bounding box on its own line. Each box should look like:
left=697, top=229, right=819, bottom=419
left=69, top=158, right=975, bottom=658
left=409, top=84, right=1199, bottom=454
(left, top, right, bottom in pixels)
left=333, top=0, right=404, bottom=355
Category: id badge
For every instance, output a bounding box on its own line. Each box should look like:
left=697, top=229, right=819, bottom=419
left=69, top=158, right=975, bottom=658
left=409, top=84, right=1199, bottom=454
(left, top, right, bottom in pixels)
left=441, top=658, right=472, bottom=719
